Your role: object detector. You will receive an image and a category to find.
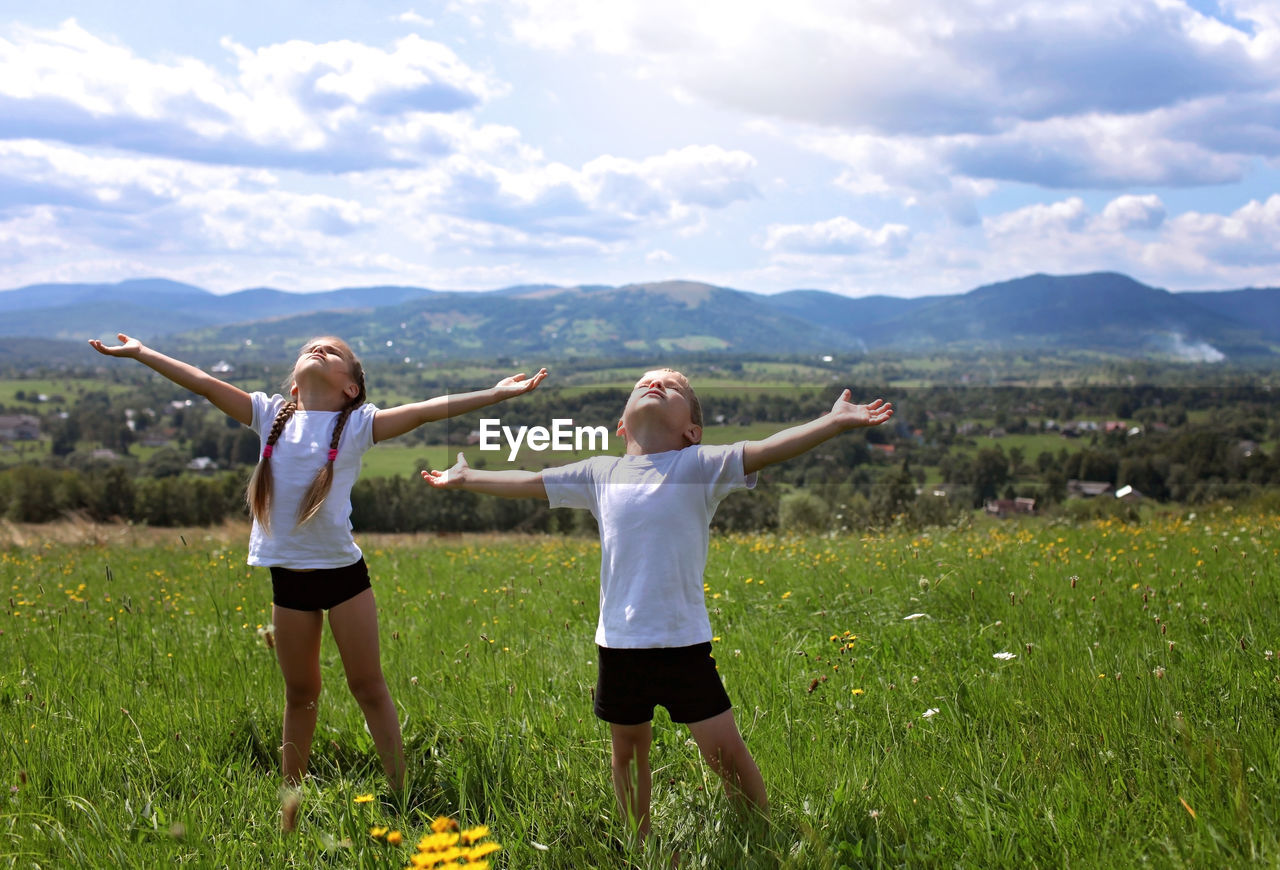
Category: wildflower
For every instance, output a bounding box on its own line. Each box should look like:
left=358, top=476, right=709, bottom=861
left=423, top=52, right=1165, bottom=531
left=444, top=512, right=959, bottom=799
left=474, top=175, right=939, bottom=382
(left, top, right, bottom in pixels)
left=370, top=826, right=388, bottom=838
left=992, top=652, right=1016, bottom=661
left=469, top=842, right=502, bottom=859
left=431, top=816, right=460, bottom=833
left=461, top=825, right=491, bottom=844
left=354, top=794, right=375, bottom=804
left=922, top=708, right=939, bottom=718
left=1153, top=666, right=1166, bottom=678
left=852, top=688, right=865, bottom=696
left=386, top=830, right=402, bottom=846
left=869, top=809, right=881, bottom=819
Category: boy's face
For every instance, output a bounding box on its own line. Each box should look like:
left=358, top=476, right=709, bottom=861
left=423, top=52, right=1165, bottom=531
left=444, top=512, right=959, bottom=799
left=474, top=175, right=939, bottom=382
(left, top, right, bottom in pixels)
left=618, top=369, right=702, bottom=447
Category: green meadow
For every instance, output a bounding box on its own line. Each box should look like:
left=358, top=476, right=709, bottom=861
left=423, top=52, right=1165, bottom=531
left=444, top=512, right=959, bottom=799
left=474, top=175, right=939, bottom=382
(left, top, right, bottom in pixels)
left=1, top=510, right=1278, bottom=868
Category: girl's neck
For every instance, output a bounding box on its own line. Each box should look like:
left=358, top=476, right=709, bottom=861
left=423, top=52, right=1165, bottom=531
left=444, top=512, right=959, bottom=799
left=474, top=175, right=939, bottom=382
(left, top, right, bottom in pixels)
left=292, top=384, right=348, bottom=412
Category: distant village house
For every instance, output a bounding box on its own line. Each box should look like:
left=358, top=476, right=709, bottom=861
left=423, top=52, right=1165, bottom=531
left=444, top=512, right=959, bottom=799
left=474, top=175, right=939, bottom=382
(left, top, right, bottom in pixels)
left=984, top=497, right=1037, bottom=518
left=1067, top=479, right=1113, bottom=498
left=0, top=414, right=40, bottom=441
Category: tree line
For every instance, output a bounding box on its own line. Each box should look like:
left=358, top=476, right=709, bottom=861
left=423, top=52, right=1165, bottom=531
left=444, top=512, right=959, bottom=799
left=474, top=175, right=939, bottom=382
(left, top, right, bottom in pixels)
left=1, top=367, right=1277, bottom=530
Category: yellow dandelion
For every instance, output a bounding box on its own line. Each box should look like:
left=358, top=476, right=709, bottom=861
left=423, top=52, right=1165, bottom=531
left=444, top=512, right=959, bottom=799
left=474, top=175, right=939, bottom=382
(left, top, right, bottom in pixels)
left=354, top=793, right=375, bottom=804
left=461, top=825, right=491, bottom=844
left=469, top=841, right=502, bottom=859
left=387, top=830, right=403, bottom=846
left=371, top=826, right=389, bottom=838
left=851, top=688, right=865, bottom=696
left=418, top=832, right=461, bottom=851
left=431, top=815, right=460, bottom=833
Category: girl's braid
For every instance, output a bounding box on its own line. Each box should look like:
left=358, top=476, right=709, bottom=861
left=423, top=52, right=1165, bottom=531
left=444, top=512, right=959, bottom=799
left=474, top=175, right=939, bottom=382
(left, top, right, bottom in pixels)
left=245, top=402, right=298, bottom=532
left=295, top=401, right=357, bottom=527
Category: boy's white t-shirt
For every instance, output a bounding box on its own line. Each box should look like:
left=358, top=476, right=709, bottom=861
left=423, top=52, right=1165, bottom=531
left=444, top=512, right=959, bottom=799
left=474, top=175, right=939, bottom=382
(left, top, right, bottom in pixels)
left=246, top=392, right=377, bottom=569
left=542, top=442, right=755, bottom=649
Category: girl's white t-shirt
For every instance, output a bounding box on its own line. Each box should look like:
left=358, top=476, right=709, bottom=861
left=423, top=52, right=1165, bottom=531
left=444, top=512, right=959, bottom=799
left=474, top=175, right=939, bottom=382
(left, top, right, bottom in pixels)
left=246, top=392, right=377, bottom=569
left=541, top=442, right=755, bottom=649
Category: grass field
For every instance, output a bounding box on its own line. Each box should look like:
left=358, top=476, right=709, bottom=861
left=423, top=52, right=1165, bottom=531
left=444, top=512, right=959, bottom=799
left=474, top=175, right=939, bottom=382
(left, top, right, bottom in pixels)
left=1, top=510, right=1278, bottom=868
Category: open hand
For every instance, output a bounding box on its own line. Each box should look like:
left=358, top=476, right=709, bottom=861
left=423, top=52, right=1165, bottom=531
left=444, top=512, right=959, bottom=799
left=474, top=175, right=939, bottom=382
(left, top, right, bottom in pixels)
left=421, top=452, right=471, bottom=489
left=88, top=333, right=143, bottom=358
left=830, top=392, right=894, bottom=430
left=493, top=367, right=548, bottom=397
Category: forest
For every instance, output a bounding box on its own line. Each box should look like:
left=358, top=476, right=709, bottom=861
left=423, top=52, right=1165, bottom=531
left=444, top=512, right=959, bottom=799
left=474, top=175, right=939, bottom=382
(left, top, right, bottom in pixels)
left=0, top=352, right=1276, bottom=531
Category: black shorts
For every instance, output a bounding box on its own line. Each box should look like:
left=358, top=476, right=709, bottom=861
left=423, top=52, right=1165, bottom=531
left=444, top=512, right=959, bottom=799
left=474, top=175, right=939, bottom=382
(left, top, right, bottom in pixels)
left=270, top=558, right=372, bottom=611
left=594, top=642, right=733, bottom=726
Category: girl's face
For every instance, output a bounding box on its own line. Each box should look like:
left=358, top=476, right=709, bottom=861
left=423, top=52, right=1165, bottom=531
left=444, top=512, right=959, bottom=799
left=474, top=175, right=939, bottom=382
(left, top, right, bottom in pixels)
left=292, top=337, right=363, bottom=402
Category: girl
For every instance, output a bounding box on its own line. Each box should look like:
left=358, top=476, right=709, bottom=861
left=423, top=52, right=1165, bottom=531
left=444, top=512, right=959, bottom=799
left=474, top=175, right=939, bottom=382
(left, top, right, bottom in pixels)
left=89, top=332, right=546, bottom=830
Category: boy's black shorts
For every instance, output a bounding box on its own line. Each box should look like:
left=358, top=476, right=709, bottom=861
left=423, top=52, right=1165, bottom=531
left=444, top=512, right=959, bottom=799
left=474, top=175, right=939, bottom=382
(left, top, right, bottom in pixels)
left=594, top=641, right=732, bottom=726
left=270, top=558, right=371, bottom=611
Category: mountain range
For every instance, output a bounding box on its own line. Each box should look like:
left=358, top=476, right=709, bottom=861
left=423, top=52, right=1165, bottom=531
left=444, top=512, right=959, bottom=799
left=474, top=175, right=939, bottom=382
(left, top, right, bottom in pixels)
left=1, top=272, right=1276, bottom=364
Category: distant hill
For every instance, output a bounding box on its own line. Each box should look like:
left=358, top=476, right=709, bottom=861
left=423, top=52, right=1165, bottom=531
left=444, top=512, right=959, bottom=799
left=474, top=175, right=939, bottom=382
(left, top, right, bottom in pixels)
left=1, top=272, right=1276, bottom=364
left=866, top=273, right=1271, bottom=358
left=1180, top=287, right=1280, bottom=342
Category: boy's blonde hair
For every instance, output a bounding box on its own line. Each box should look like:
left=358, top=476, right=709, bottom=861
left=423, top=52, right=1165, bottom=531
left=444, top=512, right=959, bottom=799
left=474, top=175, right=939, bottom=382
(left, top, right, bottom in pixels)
left=660, top=368, right=703, bottom=430
left=245, top=337, right=367, bottom=531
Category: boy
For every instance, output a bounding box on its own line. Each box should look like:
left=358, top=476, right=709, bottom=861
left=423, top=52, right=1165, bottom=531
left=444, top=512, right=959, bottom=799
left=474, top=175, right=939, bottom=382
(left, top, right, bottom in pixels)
left=422, top=369, right=893, bottom=839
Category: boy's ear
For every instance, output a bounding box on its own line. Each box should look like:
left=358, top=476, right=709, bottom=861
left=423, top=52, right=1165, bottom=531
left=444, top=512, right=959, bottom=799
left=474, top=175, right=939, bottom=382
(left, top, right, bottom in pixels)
left=684, top=423, right=703, bottom=446
left=615, top=417, right=626, bottom=438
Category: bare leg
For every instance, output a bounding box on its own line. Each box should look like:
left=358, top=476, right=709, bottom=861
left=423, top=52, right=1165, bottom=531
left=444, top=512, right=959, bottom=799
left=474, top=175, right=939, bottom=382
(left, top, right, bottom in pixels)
left=328, top=588, right=405, bottom=791
left=609, top=721, right=653, bottom=840
left=687, top=710, right=768, bottom=817
left=272, top=604, right=324, bottom=831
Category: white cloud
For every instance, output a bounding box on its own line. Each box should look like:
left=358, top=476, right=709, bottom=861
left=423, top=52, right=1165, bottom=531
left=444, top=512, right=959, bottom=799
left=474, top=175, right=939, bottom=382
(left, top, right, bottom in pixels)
left=765, top=216, right=910, bottom=258
left=1100, top=195, right=1166, bottom=232
left=378, top=144, right=756, bottom=244
left=502, top=1, right=1280, bottom=197
left=0, top=20, right=502, bottom=170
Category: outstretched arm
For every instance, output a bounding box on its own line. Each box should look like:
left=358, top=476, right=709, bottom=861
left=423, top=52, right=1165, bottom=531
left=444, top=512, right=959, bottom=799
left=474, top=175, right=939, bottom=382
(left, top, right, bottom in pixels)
left=742, top=392, right=893, bottom=475
left=421, top=452, right=548, bottom=500
left=88, top=333, right=253, bottom=426
left=373, top=368, right=549, bottom=443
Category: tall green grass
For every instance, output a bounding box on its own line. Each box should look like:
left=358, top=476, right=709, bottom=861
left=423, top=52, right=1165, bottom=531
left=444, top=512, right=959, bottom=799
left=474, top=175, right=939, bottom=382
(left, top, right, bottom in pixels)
left=1, top=510, right=1277, bottom=868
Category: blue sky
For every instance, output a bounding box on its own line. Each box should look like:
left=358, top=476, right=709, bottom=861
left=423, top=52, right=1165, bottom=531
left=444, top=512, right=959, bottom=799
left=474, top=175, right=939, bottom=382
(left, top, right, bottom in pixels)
left=1, top=0, right=1278, bottom=297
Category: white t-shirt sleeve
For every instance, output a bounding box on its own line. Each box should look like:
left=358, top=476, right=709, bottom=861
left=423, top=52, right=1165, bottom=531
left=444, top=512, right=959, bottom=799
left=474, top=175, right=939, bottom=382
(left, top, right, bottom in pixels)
left=698, top=440, right=756, bottom=510
left=542, top=457, right=604, bottom=512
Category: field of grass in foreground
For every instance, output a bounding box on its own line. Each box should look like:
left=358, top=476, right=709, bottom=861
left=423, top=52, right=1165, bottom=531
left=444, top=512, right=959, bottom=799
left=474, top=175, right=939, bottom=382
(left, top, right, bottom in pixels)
left=1, top=511, right=1278, bottom=868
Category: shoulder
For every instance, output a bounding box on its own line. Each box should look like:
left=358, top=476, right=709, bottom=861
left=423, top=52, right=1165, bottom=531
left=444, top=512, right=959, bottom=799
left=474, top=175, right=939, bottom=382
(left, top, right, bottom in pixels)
left=543, top=453, right=615, bottom=481
left=251, top=392, right=286, bottom=428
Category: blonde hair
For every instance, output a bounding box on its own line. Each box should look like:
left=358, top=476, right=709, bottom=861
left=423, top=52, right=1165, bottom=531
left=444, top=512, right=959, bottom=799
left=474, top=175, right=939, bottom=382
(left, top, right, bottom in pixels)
left=660, top=368, right=703, bottom=432
left=245, top=338, right=367, bottom=531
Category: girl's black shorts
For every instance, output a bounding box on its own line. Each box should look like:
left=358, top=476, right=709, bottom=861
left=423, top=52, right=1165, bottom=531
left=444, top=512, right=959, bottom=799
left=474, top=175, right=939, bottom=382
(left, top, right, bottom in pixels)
left=270, top=558, right=371, bottom=611
left=594, top=641, right=732, bottom=726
